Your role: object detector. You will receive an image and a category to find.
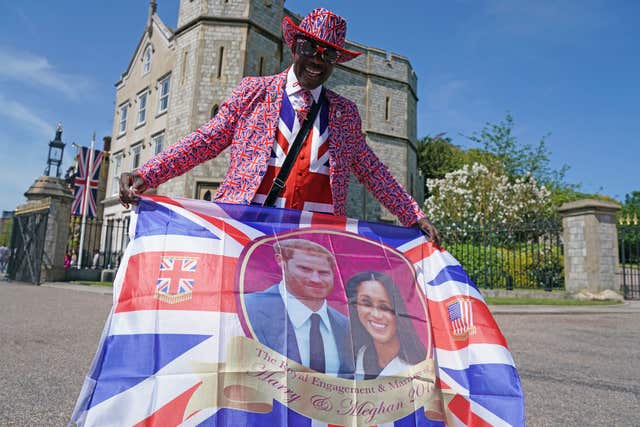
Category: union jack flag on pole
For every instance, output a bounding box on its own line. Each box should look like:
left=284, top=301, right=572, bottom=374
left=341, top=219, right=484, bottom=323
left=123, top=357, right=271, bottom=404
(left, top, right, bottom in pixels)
left=70, top=196, right=525, bottom=426
left=72, top=145, right=103, bottom=218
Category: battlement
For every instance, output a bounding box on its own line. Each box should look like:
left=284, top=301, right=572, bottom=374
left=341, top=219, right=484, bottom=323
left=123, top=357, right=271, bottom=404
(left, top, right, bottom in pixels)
left=104, top=1, right=423, bottom=225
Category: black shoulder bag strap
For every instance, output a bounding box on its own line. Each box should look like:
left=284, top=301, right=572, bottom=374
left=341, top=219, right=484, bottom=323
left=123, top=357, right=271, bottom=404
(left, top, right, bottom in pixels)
left=263, top=88, right=326, bottom=207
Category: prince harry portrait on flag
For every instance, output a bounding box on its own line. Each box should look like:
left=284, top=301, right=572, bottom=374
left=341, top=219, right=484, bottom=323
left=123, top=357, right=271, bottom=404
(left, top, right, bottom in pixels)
left=243, top=238, right=354, bottom=378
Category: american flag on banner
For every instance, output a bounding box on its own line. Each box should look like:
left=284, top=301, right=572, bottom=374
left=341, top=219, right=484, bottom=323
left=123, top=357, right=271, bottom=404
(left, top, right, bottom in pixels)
left=70, top=195, right=525, bottom=427
left=72, top=146, right=103, bottom=217
left=447, top=300, right=476, bottom=338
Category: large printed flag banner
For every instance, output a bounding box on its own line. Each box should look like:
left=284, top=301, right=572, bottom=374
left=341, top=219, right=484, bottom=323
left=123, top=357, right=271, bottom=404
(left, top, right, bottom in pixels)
left=70, top=195, right=525, bottom=427
left=72, top=146, right=103, bottom=218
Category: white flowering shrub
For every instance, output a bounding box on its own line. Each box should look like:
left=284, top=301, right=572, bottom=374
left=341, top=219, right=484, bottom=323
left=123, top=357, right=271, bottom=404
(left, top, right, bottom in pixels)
left=424, top=163, right=552, bottom=231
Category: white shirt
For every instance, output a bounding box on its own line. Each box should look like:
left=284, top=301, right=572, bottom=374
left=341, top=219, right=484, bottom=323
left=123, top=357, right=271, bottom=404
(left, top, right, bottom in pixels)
left=286, top=66, right=323, bottom=111
left=278, top=280, right=340, bottom=376
left=354, top=345, right=411, bottom=380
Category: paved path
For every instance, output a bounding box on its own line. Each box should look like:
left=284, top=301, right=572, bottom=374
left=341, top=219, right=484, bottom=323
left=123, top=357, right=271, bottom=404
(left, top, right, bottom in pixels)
left=0, top=282, right=112, bottom=426
left=494, top=312, right=639, bottom=426
left=1, top=281, right=638, bottom=426
left=490, top=300, right=640, bottom=315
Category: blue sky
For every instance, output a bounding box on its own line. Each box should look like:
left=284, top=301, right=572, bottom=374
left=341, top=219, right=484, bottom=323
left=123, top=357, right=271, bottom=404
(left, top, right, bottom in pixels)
left=0, top=0, right=638, bottom=214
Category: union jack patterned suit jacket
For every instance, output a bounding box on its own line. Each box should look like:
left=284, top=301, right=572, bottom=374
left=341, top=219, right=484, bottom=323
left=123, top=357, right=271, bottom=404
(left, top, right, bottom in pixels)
left=136, top=70, right=427, bottom=226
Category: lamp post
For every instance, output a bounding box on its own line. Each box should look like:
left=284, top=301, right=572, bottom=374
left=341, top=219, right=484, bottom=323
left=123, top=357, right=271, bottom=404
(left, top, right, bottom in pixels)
left=45, top=122, right=66, bottom=178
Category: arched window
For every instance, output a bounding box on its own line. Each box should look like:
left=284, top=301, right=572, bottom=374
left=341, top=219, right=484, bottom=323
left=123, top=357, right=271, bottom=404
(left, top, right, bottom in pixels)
left=142, top=45, right=152, bottom=75
left=197, top=182, right=219, bottom=201
left=211, top=104, right=219, bottom=119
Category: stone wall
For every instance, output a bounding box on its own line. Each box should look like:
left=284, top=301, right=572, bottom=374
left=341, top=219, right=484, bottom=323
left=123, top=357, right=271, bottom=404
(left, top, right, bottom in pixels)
left=558, top=199, right=621, bottom=294
left=42, top=197, right=73, bottom=282
left=106, top=1, right=422, bottom=223
left=103, top=16, right=176, bottom=220
left=160, top=20, right=247, bottom=199
left=248, top=0, right=284, bottom=36
left=245, top=28, right=281, bottom=77
left=178, top=0, right=250, bottom=28
left=15, top=178, right=73, bottom=282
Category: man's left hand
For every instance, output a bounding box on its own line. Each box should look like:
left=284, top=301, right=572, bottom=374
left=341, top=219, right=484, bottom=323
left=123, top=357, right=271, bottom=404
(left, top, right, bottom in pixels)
left=415, top=217, right=441, bottom=247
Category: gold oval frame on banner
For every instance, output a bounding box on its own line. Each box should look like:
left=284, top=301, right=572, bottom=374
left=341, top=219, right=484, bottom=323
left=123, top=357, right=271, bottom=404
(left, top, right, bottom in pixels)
left=236, top=227, right=433, bottom=366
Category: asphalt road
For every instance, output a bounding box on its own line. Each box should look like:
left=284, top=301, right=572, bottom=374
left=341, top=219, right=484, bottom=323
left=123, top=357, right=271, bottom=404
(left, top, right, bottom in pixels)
left=0, top=282, right=112, bottom=427
left=0, top=282, right=638, bottom=426
left=494, top=312, right=639, bottom=426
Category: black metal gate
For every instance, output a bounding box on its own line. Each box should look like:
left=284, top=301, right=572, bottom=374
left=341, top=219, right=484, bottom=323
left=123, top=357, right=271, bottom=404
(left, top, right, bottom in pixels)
left=618, top=224, right=640, bottom=300
left=7, top=208, right=49, bottom=284
left=441, top=220, right=564, bottom=291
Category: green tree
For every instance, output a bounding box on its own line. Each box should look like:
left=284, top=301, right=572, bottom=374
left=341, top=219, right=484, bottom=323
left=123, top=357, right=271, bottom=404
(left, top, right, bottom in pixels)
left=424, top=162, right=553, bottom=230
left=464, top=112, right=570, bottom=189
left=0, top=218, right=12, bottom=247
left=419, top=113, right=614, bottom=214
left=547, top=186, right=616, bottom=208
left=461, top=148, right=504, bottom=174
left=416, top=133, right=464, bottom=181
left=620, top=191, right=640, bottom=222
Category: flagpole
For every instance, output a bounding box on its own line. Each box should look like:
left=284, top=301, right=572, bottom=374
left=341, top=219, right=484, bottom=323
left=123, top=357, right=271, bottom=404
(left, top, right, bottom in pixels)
left=77, top=132, right=96, bottom=269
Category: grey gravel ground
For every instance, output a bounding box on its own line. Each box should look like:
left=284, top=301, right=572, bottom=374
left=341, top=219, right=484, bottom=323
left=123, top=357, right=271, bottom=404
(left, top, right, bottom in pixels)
left=0, top=282, right=111, bottom=426
left=494, top=311, right=640, bottom=427
left=1, top=281, right=638, bottom=426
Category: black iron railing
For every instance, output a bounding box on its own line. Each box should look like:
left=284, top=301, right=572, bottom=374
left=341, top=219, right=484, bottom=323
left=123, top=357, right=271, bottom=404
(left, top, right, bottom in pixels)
left=438, top=220, right=564, bottom=291
left=618, top=224, right=640, bottom=300
left=66, top=216, right=130, bottom=270
left=8, top=210, right=49, bottom=284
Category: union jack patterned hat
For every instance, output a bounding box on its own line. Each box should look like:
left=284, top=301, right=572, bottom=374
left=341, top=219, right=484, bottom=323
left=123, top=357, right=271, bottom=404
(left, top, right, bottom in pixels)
left=282, top=8, right=361, bottom=63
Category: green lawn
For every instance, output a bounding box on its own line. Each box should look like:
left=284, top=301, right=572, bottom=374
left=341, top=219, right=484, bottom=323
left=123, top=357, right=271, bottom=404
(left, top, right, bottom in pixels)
left=66, top=282, right=624, bottom=305
left=71, top=281, right=114, bottom=287
left=485, top=297, right=623, bottom=305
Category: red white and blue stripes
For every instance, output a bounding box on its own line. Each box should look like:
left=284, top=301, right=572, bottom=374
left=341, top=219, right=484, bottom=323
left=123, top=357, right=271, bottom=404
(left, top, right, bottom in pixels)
left=72, top=146, right=103, bottom=217
left=70, top=196, right=524, bottom=427
left=282, top=8, right=361, bottom=63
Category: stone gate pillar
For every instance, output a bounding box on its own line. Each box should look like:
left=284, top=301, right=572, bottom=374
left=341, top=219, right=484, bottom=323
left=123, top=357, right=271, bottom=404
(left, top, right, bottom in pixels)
left=20, top=176, right=73, bottom=282
left=558, top=199, right=621, bottom=295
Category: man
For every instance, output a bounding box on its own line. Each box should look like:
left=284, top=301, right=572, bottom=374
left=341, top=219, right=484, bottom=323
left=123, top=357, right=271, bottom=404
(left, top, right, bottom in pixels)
left=119, top=7, right=441, bottom=245
left=91, top=250, right=101, bottom=269
left=243, top=239, right=353, bottom=377
left=0, top=244, right=8, bottom=273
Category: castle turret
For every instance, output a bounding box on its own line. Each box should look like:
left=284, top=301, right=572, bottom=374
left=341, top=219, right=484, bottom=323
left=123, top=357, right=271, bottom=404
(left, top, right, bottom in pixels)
left=161, top=0, right=285, bottom=199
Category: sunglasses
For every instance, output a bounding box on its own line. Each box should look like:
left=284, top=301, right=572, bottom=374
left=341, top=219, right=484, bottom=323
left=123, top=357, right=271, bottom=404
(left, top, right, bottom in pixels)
left=295, top=37, right=340, bottom=64
left=350, top=298, right=396, bottom=315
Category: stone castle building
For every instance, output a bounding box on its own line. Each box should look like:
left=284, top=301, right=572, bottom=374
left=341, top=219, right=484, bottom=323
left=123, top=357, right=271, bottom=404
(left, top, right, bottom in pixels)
left=103, top=0, right=422, bottom=226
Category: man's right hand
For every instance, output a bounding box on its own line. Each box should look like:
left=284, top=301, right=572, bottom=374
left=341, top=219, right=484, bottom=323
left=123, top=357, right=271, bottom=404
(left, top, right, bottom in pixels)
left=119, top=172, right=148, bottom=209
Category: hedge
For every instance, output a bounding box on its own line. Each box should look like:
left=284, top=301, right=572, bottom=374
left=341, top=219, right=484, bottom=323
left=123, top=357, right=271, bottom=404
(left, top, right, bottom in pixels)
left=447, top=243, right=564, bottom=289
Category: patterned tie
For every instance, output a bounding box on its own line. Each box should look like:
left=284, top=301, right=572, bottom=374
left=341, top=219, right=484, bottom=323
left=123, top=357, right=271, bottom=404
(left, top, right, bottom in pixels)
left=309, top=313, right=326, bottom=373
left=297, top=89, right=314, bottom=124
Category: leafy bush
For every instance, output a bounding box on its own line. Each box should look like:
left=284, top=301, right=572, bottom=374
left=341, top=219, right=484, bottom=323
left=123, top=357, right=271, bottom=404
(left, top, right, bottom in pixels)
left=448, top=244, right=506, bottom=288
left=448, top=242, right=563, bottom=290
left=425, top=163, right=553, bottom=232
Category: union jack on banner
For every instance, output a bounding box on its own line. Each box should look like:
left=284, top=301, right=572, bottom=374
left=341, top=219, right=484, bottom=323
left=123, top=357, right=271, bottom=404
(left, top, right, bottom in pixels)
left=252, top=91, right=332, bottom=214
left=70, top=195, right=525, bottom=426
left=156, top=257, right=199, bottom=304
left=271, top=91, right=330, bottom=175
left=72, top=146, right=103, bottom=217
